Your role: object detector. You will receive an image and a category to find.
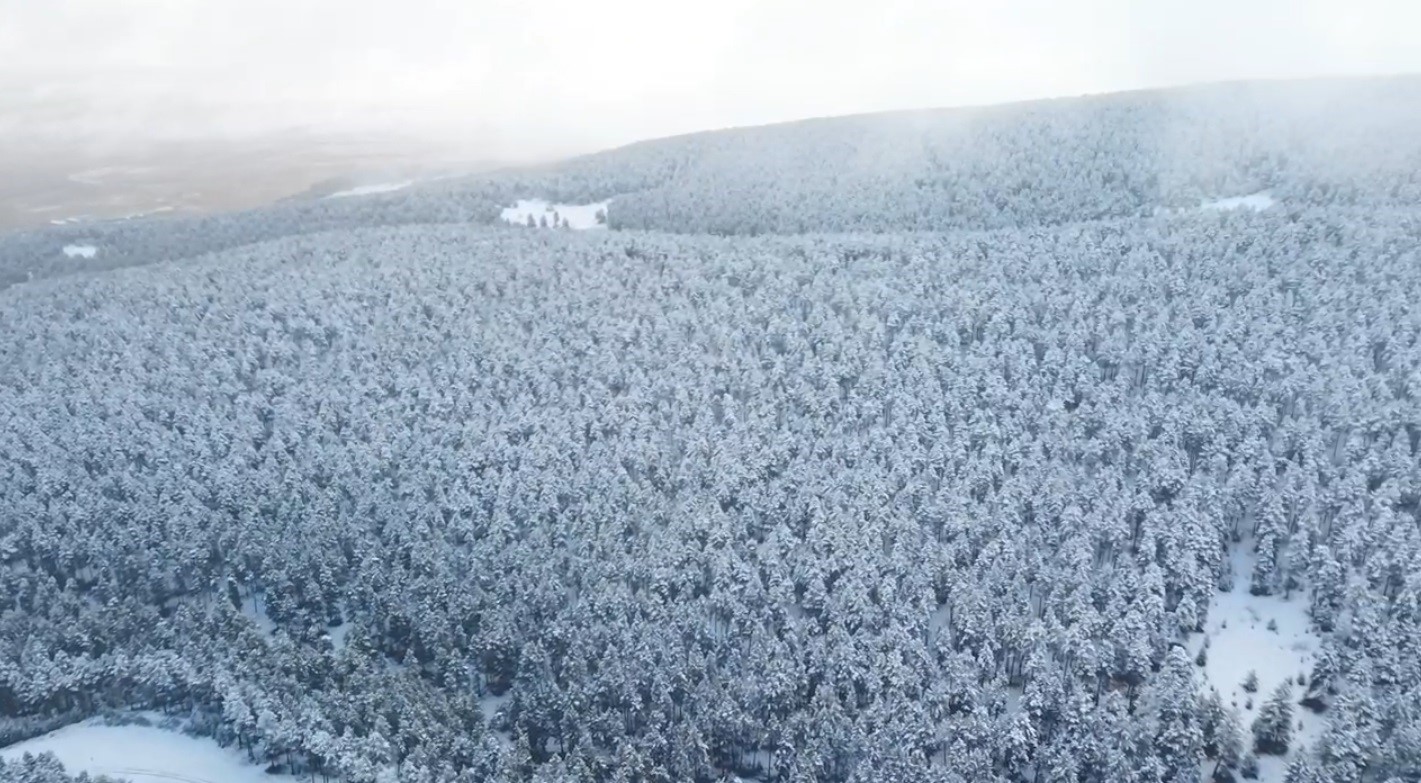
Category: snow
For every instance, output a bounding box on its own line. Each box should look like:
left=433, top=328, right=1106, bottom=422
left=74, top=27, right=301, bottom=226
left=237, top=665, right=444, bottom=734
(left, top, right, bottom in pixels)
left=325, top=619, right=350, bottom=653
left=1189, top=543, right=1324, bottom=783
left=326, top=181, right=413, bottom=199
left=478, top=692, right=513, bottom=750
left=1201, top=190, right=1277, bottom=212
left=240, top=592, right=278, bottom=636
left=499, top=198, right=609, bottom=230
left=1, top=722, right=296, bottom=783
left=119, top=206, right=177, bottom=220
left=67, top=167, right=151, bottom=186
left=62, top=244, right=98, bottom=259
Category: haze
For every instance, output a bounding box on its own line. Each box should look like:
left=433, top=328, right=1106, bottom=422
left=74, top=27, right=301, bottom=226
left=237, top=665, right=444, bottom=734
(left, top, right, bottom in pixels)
left=5, top=0, right=1420, bottom=159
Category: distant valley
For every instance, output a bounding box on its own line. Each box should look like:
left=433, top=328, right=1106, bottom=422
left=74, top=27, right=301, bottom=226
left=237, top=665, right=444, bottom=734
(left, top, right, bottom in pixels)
left=0, top=129, right=499, bottom=231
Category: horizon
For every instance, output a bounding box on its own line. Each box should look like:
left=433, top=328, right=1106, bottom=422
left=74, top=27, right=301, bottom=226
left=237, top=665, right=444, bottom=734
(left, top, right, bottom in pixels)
left=2, top=70, right=1414, bottom=232
left=5, top=0, right=1420, bottom=161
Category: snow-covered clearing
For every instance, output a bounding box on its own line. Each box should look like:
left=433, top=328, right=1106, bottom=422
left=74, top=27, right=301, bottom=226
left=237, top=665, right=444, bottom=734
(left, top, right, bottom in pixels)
left=1, top=722, right=296, bottom=783
left=240, top=592, right=279, bottom=636
left=1189, top=543, right=1324, bottom=782
left=1201, top=190, right=1277, bottom=212
left=326, top=181, right=413, bottom=198
left=325, top=620, right=351, bottom=653
left=62, top=244, right=98, bottom=259
left=478, top=692, right=513, bottom=750
left=499, top=199, right=609, bottom=230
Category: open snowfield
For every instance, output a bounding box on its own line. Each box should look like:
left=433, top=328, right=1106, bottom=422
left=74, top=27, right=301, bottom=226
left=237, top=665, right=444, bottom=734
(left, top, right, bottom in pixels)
left=1189, top=543, right=1324, bottom=782
left=1201, top=190, right=1277, bottom=212
left=62, top=244, right=98, bottom=259
left=325, top=181, right=413, bottom=198
left=1, top=722, right=295, bottom=783
left=499, top=198, right=609, bottom=230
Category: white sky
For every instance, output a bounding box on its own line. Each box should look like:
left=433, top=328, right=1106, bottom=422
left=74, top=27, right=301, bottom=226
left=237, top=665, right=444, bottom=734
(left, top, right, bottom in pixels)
left=2, top=0, right=1418, bottom=159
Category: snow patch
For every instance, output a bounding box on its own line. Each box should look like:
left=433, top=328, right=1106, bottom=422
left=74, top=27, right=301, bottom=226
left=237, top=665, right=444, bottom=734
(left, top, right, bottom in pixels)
left=240, top=592, right=278, bottom=636
left=1201, top=190, right=1276, bottom=212
left=1189, top=543, right=1324, bottom=783
left=62, top=244, right=98, bottom=259
left=1, top=722, right=297, bottom=783
left=478, top=692, right=513, bottom=750
left=326, top=182, right=413, bottom=199
left=67, top=167, right=151, bottom=186
left=499, top=199, right=609, bottom=230
left=325, top=620, right=351, bottom=653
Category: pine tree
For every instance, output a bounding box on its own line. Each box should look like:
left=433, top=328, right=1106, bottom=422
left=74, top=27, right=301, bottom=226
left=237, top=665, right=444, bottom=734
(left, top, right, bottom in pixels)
left=1202, top=690, right=1244, bottom=780
left=1153, top=646, right=1205, bottom=781
left=1283, top=757, right=1324, bottom=783
left=1242, top=671, right=1259, bottom=694
left=1252, top=683, right=1295, bottom=755
left=1239, top=752, right=1260, bottom=779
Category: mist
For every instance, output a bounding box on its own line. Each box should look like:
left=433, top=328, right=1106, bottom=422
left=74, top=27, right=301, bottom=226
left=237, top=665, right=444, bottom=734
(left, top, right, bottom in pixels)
left=4, top=0, right=1420, bottom=160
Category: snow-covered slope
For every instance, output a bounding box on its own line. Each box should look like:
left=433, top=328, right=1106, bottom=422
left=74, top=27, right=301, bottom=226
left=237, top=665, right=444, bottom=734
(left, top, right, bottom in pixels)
left=326, top=181, right=413, bottom=198
left=2, top=722, right=296, bottom=783
left=457, top=75, right=1421, bottom=235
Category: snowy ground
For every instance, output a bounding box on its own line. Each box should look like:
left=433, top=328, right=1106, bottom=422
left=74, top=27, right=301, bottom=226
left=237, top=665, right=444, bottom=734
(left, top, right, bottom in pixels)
left=325, top=181, right=413, bottom=198
left=325, top=620, right=351, bottom=653
left=499, top=199, right=609, bottom=230
left=1, top=721, right=295, bottom=783
left=1189, top=543, right=1324, bottom=782
left=62, top=244, right=98, bottom=259
left=478, top=692, right=513, bottom=750
left=1201, top=190, right=1277, bottom=212
left=240, top=592, right=279, bottom=636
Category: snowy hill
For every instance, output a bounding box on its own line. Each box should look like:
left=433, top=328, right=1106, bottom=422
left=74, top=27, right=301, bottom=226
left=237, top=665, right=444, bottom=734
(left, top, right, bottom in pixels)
left=1, top=76, right=1419, bottom=783
left=6, top=76, right=1418, bottom=290
left=463, top=75, right=1421, bottom=234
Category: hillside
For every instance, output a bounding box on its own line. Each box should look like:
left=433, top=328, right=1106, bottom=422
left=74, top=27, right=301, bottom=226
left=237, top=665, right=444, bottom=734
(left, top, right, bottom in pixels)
left=6, top=76, right=1420, bottom=291
left=482, top=76, right=1421, bottom=233
left=1, top=78, right=1419, bottom=783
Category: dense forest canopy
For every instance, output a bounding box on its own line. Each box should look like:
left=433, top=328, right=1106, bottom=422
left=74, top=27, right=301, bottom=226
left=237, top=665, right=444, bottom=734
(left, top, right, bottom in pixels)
left=2, top=77, right=1420, bottom=783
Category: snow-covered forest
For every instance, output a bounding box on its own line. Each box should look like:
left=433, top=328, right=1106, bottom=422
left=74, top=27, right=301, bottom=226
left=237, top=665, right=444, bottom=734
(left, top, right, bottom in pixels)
left=2, top=77, right=1420, bottom=783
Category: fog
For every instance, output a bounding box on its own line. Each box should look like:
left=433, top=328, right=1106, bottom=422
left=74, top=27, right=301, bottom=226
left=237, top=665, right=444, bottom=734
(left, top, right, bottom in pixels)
left=4, top=0, right=1419, bottom=160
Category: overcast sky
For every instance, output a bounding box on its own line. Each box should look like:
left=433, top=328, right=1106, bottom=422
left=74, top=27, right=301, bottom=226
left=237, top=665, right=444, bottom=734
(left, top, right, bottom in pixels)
left=3, top=0, right=1419, bottom=159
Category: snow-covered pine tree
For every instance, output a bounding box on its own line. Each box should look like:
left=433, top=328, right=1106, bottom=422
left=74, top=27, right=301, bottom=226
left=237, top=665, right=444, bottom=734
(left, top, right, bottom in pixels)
left=1252, top=683, right=1295, bottom=755
left=1152, top=646, right=1205, bottom=781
